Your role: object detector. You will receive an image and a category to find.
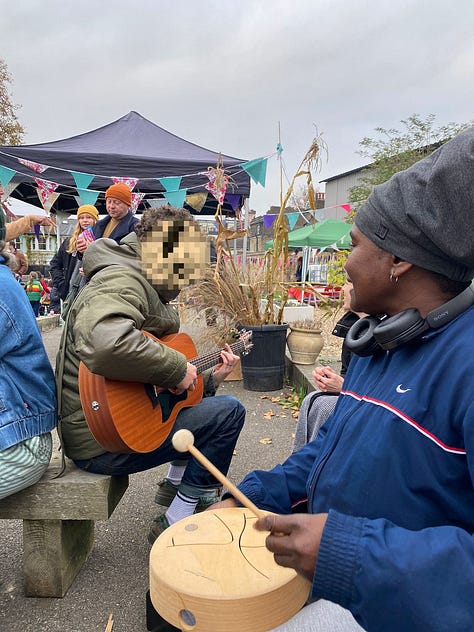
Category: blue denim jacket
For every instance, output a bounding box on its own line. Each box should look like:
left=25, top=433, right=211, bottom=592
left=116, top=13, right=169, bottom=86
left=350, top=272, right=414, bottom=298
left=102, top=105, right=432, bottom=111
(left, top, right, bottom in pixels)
left=0, top=260, right=57, bottom=450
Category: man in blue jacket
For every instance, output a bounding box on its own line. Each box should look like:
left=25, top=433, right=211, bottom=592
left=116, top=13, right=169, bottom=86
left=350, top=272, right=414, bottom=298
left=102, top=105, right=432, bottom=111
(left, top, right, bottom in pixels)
left=216, top=127, right=474, bottom=631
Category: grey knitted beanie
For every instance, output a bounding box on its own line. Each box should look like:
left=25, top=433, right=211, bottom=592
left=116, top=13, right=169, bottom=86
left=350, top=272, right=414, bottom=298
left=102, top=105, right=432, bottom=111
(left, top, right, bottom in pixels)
left=355, top=126, right=474, bottom=282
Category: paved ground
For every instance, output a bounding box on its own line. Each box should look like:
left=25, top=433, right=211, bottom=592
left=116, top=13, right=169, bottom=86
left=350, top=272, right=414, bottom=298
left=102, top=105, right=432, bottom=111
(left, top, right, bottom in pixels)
left=1, top=320, right=339, bottom=632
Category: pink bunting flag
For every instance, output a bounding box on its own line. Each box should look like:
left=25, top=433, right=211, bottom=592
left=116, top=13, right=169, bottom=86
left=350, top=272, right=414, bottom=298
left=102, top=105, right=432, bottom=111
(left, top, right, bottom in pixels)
left=131, top=192, right=145, bottom=214
left=340, top=204, right=351, bottom=213
left=34, top=178, right=59, bottom=207
left=203, top=168, right=229, bottom=205
left=112, top=176, right=138, bottom=191
left=18, top=158, right=47, bottom=174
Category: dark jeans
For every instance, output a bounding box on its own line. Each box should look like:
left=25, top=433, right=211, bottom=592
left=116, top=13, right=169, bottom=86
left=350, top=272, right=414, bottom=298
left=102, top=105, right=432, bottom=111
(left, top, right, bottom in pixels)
left=74, top=395, right=245, bottom=495
left=30, top=300, right=40, bottom=317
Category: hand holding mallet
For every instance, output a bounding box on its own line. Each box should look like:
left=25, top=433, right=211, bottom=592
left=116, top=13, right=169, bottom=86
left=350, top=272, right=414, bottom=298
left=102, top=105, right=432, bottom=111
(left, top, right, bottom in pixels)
left=172, top=429, right=266, bottom=520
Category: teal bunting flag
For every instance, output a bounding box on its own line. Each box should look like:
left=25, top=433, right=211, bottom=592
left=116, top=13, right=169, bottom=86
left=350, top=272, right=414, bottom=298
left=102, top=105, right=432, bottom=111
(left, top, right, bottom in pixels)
left=158, top=176, right=182, bottom=192
left=287, top=212, right=299, bottom=230
left=71, top=171, right=94, bottom=190
left=77, top=188, right=100, bottom=206
left=241, top=158, right=267, bottom=187
left=0, top=165, right=17, bottom=189
left=163, top=189, right=186, bottom=207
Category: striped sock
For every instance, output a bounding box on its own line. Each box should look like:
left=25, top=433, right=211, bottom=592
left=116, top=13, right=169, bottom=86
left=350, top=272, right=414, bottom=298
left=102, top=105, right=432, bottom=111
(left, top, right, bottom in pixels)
left=165, top=491, right=199, bottom=525
left=165, top=462, right=187, bottom=487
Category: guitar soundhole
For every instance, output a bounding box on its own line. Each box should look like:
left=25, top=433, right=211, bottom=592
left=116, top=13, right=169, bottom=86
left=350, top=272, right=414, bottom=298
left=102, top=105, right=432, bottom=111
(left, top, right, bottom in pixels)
left=144, top=384, right=187, bottom=423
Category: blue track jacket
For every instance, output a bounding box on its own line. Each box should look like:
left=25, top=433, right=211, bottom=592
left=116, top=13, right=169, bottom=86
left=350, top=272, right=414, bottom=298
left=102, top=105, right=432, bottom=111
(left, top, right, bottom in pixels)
left=238, top=305, right=474, bottom=631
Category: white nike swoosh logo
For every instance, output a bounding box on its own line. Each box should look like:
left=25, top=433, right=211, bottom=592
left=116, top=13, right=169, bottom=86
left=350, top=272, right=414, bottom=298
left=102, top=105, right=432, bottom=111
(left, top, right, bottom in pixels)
left=396, top=384, right=411, bottom=394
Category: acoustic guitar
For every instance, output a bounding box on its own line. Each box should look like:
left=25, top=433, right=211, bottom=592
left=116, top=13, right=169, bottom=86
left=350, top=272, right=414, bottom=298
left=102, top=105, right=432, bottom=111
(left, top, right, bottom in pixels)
left=78, top=330, right=252, bottom=454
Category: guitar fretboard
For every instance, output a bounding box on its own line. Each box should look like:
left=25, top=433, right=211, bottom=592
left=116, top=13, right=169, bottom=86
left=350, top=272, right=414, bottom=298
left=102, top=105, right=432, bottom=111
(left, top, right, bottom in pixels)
left=191, top=339, right=248, bottom=374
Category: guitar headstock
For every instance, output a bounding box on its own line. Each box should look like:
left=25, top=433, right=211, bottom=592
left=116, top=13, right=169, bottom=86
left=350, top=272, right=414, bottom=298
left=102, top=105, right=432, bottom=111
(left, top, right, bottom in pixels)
left=237, top=329, right=253, bottom=356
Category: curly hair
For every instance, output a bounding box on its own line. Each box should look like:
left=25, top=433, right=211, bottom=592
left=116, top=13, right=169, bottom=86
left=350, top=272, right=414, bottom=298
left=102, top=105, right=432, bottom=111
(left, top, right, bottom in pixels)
left=134, top=205, right=196, bottom=241
left=0, top=240, right=18, bottom=270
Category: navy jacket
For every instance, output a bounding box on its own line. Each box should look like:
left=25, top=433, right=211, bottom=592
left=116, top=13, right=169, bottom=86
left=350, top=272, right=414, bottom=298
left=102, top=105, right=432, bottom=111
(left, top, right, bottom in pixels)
left=93, top=211, right=138, bottom=242
left=237, top=305, right=474, bottom=631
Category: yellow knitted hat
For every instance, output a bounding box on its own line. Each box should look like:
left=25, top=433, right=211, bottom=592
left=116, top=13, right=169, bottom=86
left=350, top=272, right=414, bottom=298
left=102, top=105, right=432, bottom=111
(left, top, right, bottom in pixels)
left=77, top=205, right=99, bottom=221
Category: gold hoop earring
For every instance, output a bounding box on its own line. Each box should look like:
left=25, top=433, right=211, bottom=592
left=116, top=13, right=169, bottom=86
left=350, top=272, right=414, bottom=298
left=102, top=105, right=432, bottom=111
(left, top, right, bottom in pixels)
left=390, top=273, right=399, bottom=283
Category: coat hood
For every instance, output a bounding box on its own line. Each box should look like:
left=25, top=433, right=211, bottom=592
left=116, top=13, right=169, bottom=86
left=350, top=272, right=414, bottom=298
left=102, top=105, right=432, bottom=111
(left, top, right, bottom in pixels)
left=82, top=233, right=142, bottom=281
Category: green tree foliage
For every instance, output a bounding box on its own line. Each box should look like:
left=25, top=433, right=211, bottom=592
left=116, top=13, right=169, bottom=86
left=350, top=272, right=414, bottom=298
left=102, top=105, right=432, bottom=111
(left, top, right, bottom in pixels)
left=0, top=58, right=24, bottom=145
left=347, top=114, right=472, bottom=218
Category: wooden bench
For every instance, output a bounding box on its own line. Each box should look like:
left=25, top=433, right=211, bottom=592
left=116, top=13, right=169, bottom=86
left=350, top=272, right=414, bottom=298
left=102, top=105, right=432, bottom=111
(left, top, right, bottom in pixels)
left=0, top=456, right=128, bottom=598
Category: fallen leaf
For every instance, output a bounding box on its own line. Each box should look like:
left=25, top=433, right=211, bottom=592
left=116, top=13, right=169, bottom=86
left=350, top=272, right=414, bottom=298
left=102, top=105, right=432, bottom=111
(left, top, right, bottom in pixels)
left=263, top=410, right=275, bottom=419
left=259, top=438, right=273, bottom=445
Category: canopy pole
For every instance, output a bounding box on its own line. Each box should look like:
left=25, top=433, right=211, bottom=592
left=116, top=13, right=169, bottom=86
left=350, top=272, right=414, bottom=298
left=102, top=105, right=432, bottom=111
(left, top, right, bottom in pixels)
left=242, top=197, right=249, bottom=273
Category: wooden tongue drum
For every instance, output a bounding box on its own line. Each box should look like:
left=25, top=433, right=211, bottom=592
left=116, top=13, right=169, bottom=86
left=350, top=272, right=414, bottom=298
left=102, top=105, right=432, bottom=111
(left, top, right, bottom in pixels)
left=149, top=430, right=310, bottom=632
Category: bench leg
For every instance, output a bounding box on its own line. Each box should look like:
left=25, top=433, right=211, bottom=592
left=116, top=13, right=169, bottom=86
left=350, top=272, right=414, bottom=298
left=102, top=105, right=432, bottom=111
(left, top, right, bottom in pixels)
left=23, top=518, right=94, bottom=597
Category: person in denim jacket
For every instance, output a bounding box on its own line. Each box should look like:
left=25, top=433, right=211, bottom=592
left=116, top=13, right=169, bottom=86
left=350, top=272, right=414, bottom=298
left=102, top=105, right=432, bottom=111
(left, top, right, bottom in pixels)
left=0, top=211, right=57, bottom=499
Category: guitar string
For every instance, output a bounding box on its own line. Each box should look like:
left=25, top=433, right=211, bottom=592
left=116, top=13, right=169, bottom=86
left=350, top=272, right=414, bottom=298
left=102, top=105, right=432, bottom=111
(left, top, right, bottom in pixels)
left=190, top=339, right=248, bottom=373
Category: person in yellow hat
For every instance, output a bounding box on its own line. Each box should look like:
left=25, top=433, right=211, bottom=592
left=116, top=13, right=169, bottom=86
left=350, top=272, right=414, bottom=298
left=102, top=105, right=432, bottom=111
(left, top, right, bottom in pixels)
left=49, top=205, right=99, bottom=302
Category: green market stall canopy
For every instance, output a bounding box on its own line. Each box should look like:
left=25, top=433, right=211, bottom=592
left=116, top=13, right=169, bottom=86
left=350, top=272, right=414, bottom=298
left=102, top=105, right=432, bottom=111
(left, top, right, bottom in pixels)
left=266, top=218, right=352, bottom=251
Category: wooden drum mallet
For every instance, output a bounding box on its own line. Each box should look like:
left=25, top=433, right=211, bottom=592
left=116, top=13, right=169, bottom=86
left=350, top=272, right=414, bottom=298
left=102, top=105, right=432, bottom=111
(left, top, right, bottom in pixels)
left=171, top=429, right=265, bottom=519
left=149, top=429, right=310, bottom=632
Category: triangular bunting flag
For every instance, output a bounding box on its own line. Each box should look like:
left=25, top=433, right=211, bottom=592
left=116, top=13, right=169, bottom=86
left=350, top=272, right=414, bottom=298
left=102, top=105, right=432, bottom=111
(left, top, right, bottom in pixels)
left=18, top=158, right=47, bottom=174
left=0, top=165, right=17, bottom=189
left=77, top=188, right=100, bottom=206
left=112, top=176, right=138, bottom=191
left=185, top=192, right=207, bottom=212
left=1, top=201, right=18, bottom=219
left=131, top=192, right=145, bottom=214
left=263, top=214, right=277, bottom=229
left=163, top=190, right=186, bottom=208
left=158, top=176, right=182, bottom=192
left=204, top=168, right=229, bottom=205
left=71, top=171, right=94, bottom=190
left=241, top=158, right=267, bottom=187
left=39, top=191, right=60, bottom=213
left=35, top=178, right=59, bottom=208
left=224, top=193, right=241, bottom=211
left=339, top=204, right=351, bottom=213
left=286, top=212, right=299, bottom=230
left=147, top=197, right=167, bottom=209
left=1, top=181, right=20, bottom=201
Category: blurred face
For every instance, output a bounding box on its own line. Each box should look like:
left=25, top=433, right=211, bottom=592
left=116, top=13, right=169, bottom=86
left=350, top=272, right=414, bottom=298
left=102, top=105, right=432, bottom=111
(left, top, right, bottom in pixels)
left=78, top=214, right=96, bottom=229
left=344, top=226, right=394, bottom=315
left=106, top=197, right=129, bottom=220
left=141, top=220, right=209, bottom=295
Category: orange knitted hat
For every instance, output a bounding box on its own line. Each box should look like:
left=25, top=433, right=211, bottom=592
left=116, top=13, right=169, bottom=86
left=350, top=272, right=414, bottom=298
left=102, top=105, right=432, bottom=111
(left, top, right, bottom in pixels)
left=105, top=183, right=132, bottom=207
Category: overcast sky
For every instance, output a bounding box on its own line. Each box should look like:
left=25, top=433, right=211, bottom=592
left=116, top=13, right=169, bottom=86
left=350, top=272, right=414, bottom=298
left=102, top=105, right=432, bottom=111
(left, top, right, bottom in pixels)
left=3, top=0, right=474, bottom=214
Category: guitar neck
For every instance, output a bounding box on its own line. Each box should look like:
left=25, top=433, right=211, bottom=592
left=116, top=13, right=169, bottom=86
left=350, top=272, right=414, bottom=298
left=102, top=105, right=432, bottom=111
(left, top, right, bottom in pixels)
left=191, top=340, right=247, bottom=374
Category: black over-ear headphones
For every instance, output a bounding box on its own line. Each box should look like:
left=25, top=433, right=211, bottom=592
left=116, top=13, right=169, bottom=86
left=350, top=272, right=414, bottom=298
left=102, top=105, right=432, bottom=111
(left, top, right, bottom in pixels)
left=345, top=281, right=474, bottom=357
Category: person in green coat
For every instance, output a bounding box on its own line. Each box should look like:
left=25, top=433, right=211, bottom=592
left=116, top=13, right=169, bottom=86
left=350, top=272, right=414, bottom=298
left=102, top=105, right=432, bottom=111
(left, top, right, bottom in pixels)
left=55, top=206, right=247, bottom=544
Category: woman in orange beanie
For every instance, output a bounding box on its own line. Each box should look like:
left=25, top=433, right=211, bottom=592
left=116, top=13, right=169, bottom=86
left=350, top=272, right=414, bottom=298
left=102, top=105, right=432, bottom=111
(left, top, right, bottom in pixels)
left=49, top=205, right=99, bottom=302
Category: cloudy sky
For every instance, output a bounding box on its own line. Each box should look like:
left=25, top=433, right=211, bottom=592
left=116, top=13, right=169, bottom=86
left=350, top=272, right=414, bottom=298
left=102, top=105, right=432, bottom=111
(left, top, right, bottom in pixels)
left=3, top=0, right=474, bottom=214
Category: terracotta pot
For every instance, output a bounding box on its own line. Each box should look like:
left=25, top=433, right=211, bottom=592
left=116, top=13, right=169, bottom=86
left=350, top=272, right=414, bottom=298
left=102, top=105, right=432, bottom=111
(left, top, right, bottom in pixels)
left=286, top=326, right=324, bottom=365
